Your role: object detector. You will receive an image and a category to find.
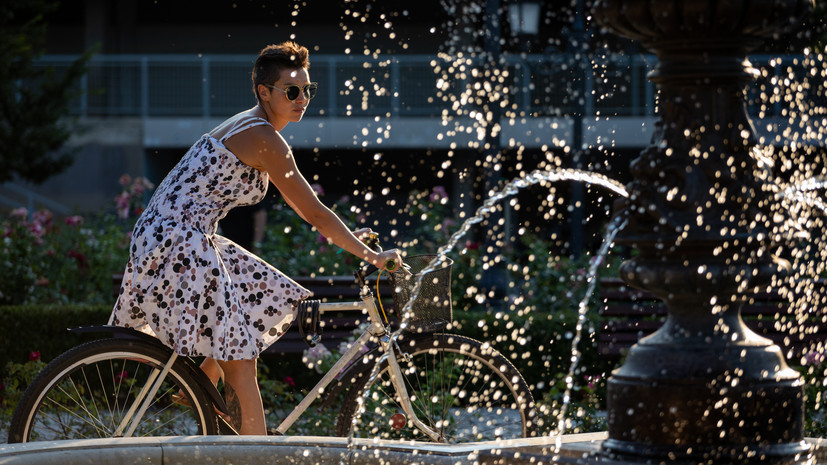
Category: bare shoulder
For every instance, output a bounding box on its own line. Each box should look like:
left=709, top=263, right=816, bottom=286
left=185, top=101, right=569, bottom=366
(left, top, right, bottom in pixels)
left=224, top=126, right=291, bottom=171
left=209, top=109, right=259, bottom=139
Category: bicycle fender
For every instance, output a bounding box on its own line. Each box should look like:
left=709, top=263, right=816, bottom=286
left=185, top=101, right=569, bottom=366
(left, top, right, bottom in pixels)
left=68, top=325, right=228, bottom=415
left=69, top=324, right=160, bottom=343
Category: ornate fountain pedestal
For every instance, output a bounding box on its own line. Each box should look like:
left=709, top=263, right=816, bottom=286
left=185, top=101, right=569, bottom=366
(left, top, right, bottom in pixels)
left=591, top=1, right=815, bottom=463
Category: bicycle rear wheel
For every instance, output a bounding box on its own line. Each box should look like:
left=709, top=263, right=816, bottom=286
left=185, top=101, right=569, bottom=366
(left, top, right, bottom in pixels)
left=8, top=338, right=217, bottom=442
left=336, top=333, right=538, bottom=443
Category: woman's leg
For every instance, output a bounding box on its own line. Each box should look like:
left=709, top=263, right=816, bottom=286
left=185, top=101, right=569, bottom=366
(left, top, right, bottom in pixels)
left=200, top=357, right=223, bottom=386
left=215, top=358, right=266, bottom=435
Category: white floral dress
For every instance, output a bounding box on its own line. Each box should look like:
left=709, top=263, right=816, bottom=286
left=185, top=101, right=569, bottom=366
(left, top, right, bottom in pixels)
left=110, top=117, right=311, bottom=361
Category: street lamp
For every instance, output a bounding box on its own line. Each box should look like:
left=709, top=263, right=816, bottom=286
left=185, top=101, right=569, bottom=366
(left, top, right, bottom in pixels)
left=508, top=0, right=541, bottom=35
left=507, top=0, right=541, bottom=51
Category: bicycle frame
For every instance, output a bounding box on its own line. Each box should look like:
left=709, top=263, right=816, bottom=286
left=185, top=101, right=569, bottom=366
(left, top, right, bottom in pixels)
left=65, top=278, right=445, bottom=440
left=273, top=291, right=444, bottom=441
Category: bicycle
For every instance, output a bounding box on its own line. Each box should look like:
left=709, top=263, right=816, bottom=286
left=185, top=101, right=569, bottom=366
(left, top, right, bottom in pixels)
left=8, top=241, right=538, bottom=444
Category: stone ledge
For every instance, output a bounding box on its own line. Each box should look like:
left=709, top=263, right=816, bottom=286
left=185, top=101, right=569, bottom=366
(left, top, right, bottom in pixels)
left=1, top=434, right=822, bottom=465
left=0, top=433, right=606, bottom=465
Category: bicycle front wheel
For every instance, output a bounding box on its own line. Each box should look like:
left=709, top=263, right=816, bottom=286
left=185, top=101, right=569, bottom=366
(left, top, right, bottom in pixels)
left=8, top=338, right=217, bottom=443
left=336, top=333, right=538, bottom=443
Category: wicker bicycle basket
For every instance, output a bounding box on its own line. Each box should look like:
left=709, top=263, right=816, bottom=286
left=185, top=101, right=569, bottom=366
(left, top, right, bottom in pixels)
left=388, top=254, right=453, bottom=333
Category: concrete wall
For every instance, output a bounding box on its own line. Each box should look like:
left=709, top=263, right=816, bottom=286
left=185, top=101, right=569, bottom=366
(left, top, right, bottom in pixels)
left=5, top=115, right=656, bottom=214
left=5, top=118, right=145, bottom=214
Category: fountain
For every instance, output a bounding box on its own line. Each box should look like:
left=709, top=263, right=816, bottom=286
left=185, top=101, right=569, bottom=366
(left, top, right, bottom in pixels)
left=588, top=1, right=816, bottom=463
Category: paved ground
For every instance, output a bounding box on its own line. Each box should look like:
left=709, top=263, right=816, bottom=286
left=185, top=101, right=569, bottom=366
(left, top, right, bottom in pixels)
left=1, top=434, right=824, bottom=465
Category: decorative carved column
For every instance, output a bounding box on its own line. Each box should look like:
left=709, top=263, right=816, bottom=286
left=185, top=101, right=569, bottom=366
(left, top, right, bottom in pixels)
left=591, top=1, right=814, bottom=463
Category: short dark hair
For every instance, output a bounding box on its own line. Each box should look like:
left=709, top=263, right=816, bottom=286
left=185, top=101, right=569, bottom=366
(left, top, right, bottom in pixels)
left=252, top=41, right=310, bottom=103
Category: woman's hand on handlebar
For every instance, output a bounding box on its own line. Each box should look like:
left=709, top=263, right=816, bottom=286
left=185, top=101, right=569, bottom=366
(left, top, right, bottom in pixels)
left=352, top=228, right=375, bottom=243
left=349, top=228, right=404, bottom=271
left=375, top=249, right=403, bottom=272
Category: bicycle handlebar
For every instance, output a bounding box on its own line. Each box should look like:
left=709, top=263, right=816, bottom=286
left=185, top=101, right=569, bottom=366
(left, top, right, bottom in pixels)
left=354, top=233, right=403, bottom=285
left=364, top=231, right=381, bottom=252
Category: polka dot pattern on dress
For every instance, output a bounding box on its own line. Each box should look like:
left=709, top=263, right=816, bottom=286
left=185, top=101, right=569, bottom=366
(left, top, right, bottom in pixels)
left=109, top=118, right=311, bottom=361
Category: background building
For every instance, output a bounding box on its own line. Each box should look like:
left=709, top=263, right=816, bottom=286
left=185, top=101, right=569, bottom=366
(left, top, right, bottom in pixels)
left=2, top=0, right=815, bottom=255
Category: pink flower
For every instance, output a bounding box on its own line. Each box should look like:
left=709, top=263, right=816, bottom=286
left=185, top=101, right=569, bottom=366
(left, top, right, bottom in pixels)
left=119, top=174, right=132, bottom=187
left=32, top=209, right=53, bottom=227
left=28, top=221, right=44, bottom=240
left=131, top=177, right=153, bottom=195
left=65, top=215, right=84, bottom=227
left=585, top=374, right=602, bottom=390
left=114, top=192, right=131, bottom=219
left=29, top=351, right=41, bottom=362
left=317, top=234, right=328, bottom=244
left=429, top=186, right=448, bottom=203
left=114, top=370, right=129, bottom=383
left=68, top=250, right=90, bottom=270
left=284, top=376, right=296, bottom=387
left=310, top=183, right=325, bottom=196
left=9, top=207, right=28, bottom=221
left=804, top=351, right=825, bottom=366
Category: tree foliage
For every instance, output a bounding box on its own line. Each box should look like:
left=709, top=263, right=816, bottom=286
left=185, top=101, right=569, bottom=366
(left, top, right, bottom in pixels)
left=0, top=0, right=93, bottom=184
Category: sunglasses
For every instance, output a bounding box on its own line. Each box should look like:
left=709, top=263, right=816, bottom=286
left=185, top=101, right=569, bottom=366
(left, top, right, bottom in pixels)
left=266, top=82, right=318, bottom=101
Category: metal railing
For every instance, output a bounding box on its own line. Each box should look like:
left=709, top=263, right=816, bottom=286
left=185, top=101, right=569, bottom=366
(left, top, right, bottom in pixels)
left=0, top=183, right=72, bottom=215
left=36, top=53, right=816, bottom=119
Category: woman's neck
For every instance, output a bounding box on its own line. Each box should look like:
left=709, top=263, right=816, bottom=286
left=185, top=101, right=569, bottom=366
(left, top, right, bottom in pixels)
left=254, top=105, right=287, bottom=132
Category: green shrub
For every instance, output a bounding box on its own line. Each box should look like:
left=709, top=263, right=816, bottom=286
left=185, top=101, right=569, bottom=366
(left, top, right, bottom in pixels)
left=0, top=304, right=111, bottom=370
left=452, top=308, right=611, bottom=392
left=258, top=193, right=360, bottom=277
left=798, top=354, right=827, bottom=437
left=1, top=355, right=47, bottom=435
left=453, top=306, right=612, bottom=435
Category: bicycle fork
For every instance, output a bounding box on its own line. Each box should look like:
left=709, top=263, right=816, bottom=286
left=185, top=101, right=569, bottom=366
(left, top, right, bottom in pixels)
left=383, top=341, right=444, bottom=442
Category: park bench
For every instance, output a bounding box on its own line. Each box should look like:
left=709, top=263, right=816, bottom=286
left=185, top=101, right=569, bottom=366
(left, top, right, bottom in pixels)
left=598, top=277, right=826, bottom=361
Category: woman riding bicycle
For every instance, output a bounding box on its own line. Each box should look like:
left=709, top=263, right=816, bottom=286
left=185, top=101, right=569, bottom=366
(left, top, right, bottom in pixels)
left=109, top=41, right=402, bottom=435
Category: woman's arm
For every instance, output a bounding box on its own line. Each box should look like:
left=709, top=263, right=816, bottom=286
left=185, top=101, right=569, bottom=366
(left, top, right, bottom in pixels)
left=227, top=126, right=401, bottom=268
left=281, top=195, right=309, bottom=223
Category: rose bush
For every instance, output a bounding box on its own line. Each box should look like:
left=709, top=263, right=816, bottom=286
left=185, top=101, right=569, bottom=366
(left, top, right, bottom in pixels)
left=0, top=175, right=152, bottom=306
left=0, top=209, right=130, bottom=305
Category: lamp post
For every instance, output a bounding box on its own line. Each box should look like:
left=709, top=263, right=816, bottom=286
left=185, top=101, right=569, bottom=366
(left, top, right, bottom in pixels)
left=479, top=0, right=507, bottom=308
left=567, top=0, right=587, bottom=258
left=479, top=0, right=542, bottom=303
